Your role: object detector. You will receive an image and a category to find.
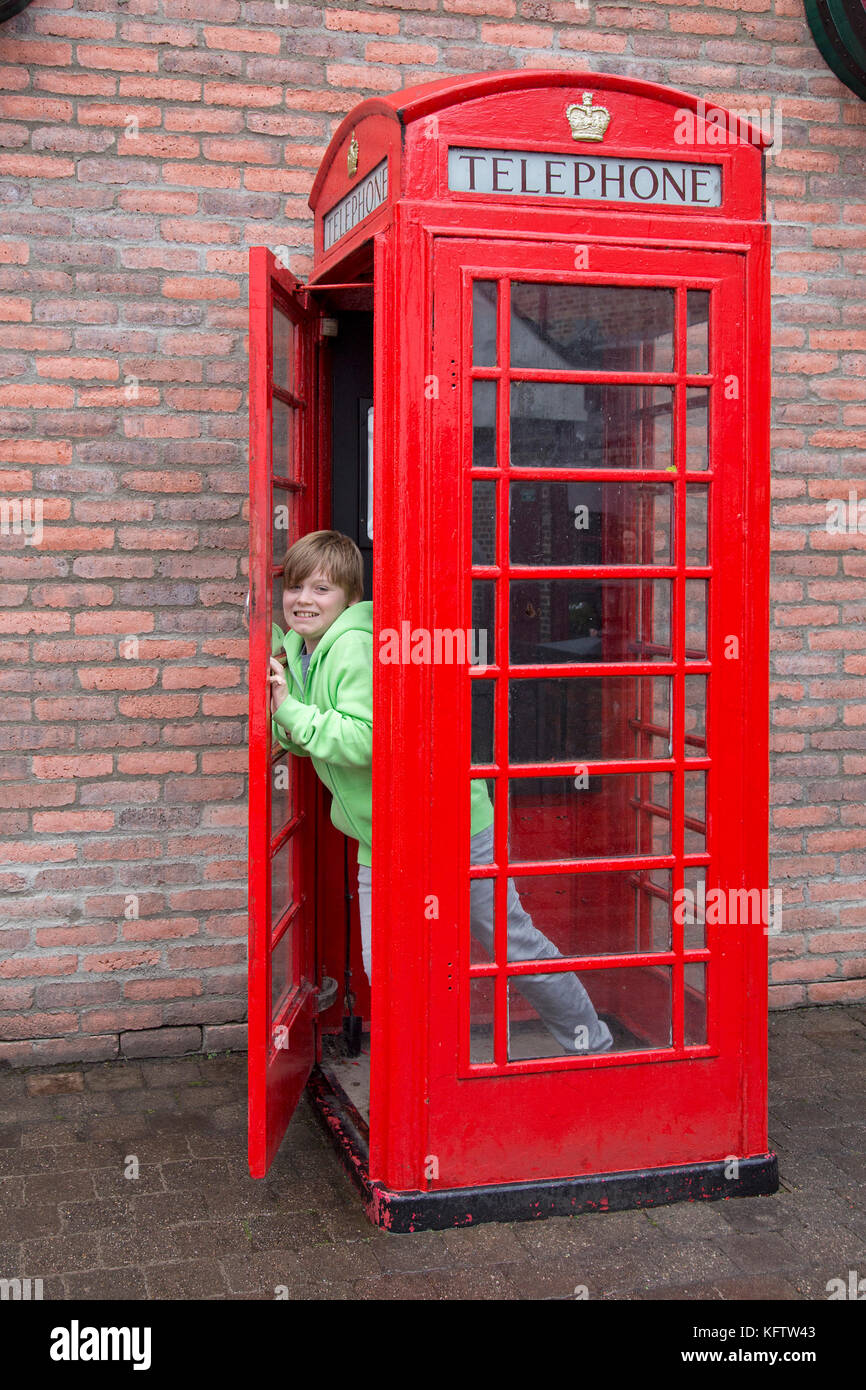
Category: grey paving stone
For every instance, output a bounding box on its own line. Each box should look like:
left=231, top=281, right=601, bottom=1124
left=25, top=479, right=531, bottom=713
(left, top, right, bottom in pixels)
left=246, top=1211, right=332, bottom=1252
left=643, top=1198, right=735, bottom=1239
left=98, top=1226, right=185, bottom=1266
left=621, top=1282, right=726, bottom=1301
left=143, top=1258, right=231, bottom=1300
left=91, top=1165, right=166, bottom=1198
left=170, top=1220, right=253, bottom=1260
left=24, top=1172, right=97, bottom=1204
left=58, top=1198, right=131, bottom=1233
left=369, top=1229, right=453, bottom=1274
left=706, top=1274, right=805, bottom=1300
left=720, top=1232, right=808, bottom=1275
left=19, top=1234, right=103, bottom=1275
left=63, top=1266, right=149, bottom=1301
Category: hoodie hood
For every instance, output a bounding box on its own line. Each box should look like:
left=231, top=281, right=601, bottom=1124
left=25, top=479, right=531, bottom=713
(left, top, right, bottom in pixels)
left=275, top=600, right=373, bottom=692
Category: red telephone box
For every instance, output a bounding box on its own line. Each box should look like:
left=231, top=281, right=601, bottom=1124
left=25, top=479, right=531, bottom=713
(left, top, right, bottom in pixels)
left=247, top=70, right=777, bottom=1230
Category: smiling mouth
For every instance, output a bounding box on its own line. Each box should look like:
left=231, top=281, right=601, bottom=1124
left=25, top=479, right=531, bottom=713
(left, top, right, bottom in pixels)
left=293, top=611, right=319, bottom=618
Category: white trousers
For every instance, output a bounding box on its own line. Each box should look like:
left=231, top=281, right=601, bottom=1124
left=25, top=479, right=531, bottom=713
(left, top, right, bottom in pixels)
left=354, top=824, right=612, bottom=1054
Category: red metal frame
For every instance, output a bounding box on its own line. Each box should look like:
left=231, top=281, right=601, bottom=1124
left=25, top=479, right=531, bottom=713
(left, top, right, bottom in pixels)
left=247, top=248, right=320, bottom=1178
left=248, top=71, right=772, bottom=1214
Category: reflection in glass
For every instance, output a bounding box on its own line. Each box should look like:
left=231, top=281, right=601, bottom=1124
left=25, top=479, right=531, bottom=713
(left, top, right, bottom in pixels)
left=682, top=866, right=707, bottom=949
left=271, top=833, right=295, bottom=928
left=469, top=976, right=495, bottom=1063
left=472, top=280, right=497, bottom=367
left=509, top=676, right=671, bottom=764
left=685, top=485, right=708, bottom=567
left=507, top=965, right=671, bottom=1057
left=271, top=928, right=293, bottom=1019
left=685, top=579, right=707, bottom=658
left=470, top=778, right=495, bottom=864
left=472, top=480, right=496, bottom=565
left=273, top=486, right=296, bottom=551
left=510, top=480, right=673, bottom=567
left=271, top=570, right=285, bottom=640
left=684, top=771, right=706, bottom=854
left=687, top=291, right=710, bottom=375
left=510, top=384, right=673, bottom=471
left=684, top=962, right=707, bottom=1045
left=472, top=379, right=496, bottom=468
left=271, top=754, right=292, bottom=838
left=509, top=578, right=672, bottom=665
left=471, top=680, right=495, bottom=765
left=510, top=284, right=674, bottom=373
left=685, top=388, right=709, bottom=470
left=509, top=867, right=672, bottom=958
left=273, top=306, right=294, bottom=387
left=508, top=772, right=672, bottom=861
left=684, top=674, right=707, bottom=751
left=272, top=396, right=294, bottom=478
left=472, top=580, right=495, bottom=665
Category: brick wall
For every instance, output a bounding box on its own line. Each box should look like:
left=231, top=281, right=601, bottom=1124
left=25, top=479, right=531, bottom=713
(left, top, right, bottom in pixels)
left=1, top=0, right=865, bottom=1065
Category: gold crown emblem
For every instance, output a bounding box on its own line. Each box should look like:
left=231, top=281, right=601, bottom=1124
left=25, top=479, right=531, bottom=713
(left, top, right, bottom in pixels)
left=565, top=92, right=611, bottom=143
left=347, top=131, right=359, bottom=177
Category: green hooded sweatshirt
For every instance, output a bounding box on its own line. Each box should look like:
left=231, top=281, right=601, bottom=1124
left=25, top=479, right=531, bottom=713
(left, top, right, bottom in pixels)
left=270, top=600, right=493, bottom=866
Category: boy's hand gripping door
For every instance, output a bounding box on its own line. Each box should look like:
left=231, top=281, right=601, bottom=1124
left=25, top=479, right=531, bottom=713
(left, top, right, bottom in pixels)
left=248, top=247, right=318, bottom=1177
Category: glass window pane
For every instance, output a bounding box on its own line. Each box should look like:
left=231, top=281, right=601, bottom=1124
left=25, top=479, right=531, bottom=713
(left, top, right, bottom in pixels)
left=271, top=927, right=293, bottom=1019
left=273, top=484, right=297, bottom=552
left=471, top=679, right=495, bottom=765
left=273, top=306, right=294, bottom=387
left=509, top=675, right=671, bottom=764
left=681, top=866, right=706, bottom=949
left=507, top=965, right=672, bottom=1058
left=685, top=484, right=708, bottom=567
left=272, top=396, right=295, bottom=479
left=472, top=280, right=497, bottom=367
left=684, top=674, right=707, bottom=752
left=685, top=579, right=707, bottom=658
left=472, top=480, right=496, bottom=565
left=470, top=779, right=495, bottom=864
left=684, top=771, right=706, bottom=854
left=469, top=976, right=495, bottom=1063
left=509, top=578, right=672, bottom=665
left=510, top=479, right=673, bottom=566
left=508, top=867, right=672, bottom=959
left=685, top=388, right=709, bottom=471
left=271, top=569, right=285, bottom=639
left=687, top=291, right=709, bottom=376
left=270, top=833, right=295, bottom=929
left=508, top=771, right=671, bottom=861
left=472, top=379, right=496, bottom=468
left=510, top=284, right=674, bottom=373
left=510, top=384, right=673, bottom=471
left=684, top=962, right=707, bottom=1045
left=271, top=754, right=292, bottom=838
left=472, top=580, right=495, bottom=665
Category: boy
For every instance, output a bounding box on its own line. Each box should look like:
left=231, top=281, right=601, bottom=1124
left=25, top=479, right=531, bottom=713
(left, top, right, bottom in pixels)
left=268, top=529, right=612, bottom=1055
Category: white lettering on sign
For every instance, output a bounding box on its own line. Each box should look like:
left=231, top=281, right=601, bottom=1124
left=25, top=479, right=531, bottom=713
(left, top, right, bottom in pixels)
left=323, top=159, right=389, bottom=250
left=448, top=148, right=722, bottom=208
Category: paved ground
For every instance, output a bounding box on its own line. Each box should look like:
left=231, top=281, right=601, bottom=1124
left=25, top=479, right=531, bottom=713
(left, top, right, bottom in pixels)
left=0, top=1003, right=864, bottom=1300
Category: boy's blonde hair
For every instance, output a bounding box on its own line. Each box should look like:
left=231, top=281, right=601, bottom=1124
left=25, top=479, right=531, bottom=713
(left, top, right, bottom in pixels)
left=281, top=530, right=364, bottom=604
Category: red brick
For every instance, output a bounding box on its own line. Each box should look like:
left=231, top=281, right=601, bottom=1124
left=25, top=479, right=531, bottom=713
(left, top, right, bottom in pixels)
left=0, top=38, right=72, bottom=66
left=326, top=9, right=400, bottom=33
left=32, top=754, right=113, bottom=779
left=77, top=45, right=159, bottom=72
left=203, top=81, right=282, bottom=107
left=202, top=25, right=281, bottom=51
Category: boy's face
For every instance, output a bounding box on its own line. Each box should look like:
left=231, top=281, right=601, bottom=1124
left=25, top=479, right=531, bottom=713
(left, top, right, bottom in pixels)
left=282, top=566, right=357, bottom=649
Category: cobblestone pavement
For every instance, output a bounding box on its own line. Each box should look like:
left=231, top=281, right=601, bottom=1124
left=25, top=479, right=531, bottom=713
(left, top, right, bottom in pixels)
left=0, top=1004, right=863, bottom=1300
